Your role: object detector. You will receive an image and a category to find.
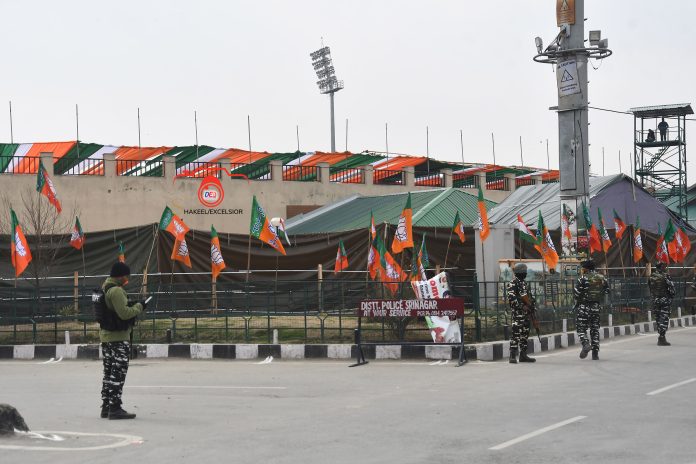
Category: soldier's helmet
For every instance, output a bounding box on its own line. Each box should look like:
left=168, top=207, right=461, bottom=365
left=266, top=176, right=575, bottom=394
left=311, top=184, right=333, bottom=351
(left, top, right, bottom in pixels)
left=581, top=259, right=595, bottom=270
left=655, top=262, right=667, bottom=271
left=513, top=263, right=527, bottom=274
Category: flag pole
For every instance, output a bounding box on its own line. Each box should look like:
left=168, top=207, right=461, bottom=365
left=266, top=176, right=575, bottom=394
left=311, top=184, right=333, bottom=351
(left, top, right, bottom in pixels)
left=365, top=226, right=371, bottom=292
left=444, top=226, right=453, bottom=270
left=617, top=232, right=626, bottom=279
left=141, top=226, right=159, bottom=297
left=245, top=235, right=252, bottom=283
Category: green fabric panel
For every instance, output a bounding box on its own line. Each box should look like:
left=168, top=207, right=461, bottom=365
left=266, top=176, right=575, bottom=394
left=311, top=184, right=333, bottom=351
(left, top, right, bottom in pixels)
left=140, top=146, right=216, bottom=177
left=0, top=144, right=19, bottom=172
left=53, top=143, right=104, bottom=174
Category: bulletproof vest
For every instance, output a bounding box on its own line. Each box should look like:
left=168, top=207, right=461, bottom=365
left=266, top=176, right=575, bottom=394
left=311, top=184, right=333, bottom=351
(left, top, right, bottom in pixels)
left=585, top=272, right=606, bottom=302
left=92, top=284, right=134, bottom=331
left=649, top=272, right=668, bottom=298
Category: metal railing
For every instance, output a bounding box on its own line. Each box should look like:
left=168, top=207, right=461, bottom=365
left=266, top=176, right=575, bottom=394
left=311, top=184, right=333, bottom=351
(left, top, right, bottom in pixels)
left=283, top=165, right=320, bottom=182
left=330, top=167, right=364, bottom=184
left=515, top=177, right=536, bottom=187
left=174, top=161, right=221, bottom=178
left=3, top=274, right=691, bottom=346
left=373, top=169, right=404, bottom=185
left=486, top=176, right=509, bottom=191
left=454, top=175, right=480, bottom=189
left=114, top=159, right=165, bottom=177
left=414, top=173, right=444, bottom=187
left=0, top=155, right=41, bottom=174
left=57, top=157, right=105, bottom=176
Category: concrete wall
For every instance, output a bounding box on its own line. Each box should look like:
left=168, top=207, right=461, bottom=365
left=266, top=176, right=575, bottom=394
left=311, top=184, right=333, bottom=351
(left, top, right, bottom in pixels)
left=475, top=224, right=515, bottom=304
left=0, top=153, right=515, bottom=234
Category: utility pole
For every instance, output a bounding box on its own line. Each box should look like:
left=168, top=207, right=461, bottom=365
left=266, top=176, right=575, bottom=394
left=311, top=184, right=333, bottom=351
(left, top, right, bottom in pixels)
left=534, top=0, right=612, bottom=257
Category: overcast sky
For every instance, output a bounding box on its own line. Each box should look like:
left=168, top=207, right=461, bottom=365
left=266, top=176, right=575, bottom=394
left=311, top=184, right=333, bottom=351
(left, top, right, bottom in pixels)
left=2, top=0, right=694, bottom=183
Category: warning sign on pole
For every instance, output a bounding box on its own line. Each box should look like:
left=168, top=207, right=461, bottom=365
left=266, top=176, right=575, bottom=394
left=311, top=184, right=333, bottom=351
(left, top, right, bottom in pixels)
left=556, top=59, right=580, bottom=97
left=557, top=0, right=576, bottom=26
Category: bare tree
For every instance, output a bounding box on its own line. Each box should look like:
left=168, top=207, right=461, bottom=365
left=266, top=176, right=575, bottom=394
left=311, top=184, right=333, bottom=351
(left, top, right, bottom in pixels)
left=1, top=187, right=79, bottom=297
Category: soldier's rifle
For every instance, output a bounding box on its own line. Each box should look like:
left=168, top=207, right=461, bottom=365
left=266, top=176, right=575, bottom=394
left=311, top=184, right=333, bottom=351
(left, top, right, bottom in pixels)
left=520, top=293, right=542, bottom=343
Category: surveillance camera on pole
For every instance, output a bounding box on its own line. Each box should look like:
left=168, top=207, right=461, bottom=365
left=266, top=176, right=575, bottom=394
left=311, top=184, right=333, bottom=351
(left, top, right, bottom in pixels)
left=310, top=45, right=344, bottom=152
left=532, top=0, right=612, bottom=258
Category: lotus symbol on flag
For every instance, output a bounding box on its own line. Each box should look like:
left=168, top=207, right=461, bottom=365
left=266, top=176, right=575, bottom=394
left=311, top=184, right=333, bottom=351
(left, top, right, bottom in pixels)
left=386, top=262, right=399, bottom=279
left=70, top=230, right=80, bottom=242
left=395, top=216, right=408, bottom=242
left=368, top=246, right=375, bottom=265
left=15, top=233, right=27, bottom=257
left=178, top=240, right=188, bottom=256
left=211, top=245, right=224, bottom=265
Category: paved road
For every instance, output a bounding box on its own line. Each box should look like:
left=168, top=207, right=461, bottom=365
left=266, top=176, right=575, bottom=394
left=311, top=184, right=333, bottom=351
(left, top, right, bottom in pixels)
left=1, top=327, right=695, bottom=464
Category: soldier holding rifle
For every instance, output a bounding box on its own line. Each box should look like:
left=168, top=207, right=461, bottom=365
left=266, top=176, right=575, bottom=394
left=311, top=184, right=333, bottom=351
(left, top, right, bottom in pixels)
left=574, top=259, right=609, bottom=360
left=506, top=263, right=538, bottom=364
left=649, top=262, right=675, bottom=346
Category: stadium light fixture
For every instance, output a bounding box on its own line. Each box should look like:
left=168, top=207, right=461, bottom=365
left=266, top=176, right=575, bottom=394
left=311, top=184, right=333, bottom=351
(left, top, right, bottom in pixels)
left=309, top=44, right=344, bottom=151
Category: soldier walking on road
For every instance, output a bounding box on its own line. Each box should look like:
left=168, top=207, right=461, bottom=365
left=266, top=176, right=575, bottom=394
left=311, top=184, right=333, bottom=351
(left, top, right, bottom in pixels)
left=507, top=263, right=536, bottom=364
left=649, top=262, right=675, bottom=346
left=574, top=259, right=609, bottom=360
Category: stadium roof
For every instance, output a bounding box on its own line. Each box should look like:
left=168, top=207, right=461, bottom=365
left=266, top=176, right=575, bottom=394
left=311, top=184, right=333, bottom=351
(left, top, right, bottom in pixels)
left=489, top=174, right=695, bottom=235
left=285, top=188, right=496, bottom=234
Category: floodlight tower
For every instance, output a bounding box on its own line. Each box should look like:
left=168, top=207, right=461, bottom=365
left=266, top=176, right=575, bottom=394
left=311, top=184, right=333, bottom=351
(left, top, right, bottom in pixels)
left=310, top=45, right=344, bottom=152
left=533, top=0, right=612, bottom=257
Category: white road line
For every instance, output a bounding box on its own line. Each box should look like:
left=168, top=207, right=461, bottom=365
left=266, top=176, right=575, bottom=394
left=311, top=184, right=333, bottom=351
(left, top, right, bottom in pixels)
left=646, top=378, right=696, bottom=396
left=0, top=431, right=142, bottom=451
left=489, top=416, right=586, bottom=451
left=127, top=385, right=287, bottom=390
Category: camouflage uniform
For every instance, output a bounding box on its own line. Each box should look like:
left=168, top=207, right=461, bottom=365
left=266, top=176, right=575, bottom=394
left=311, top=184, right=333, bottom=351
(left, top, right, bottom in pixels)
left=101, top=341, right=131, bottom=409
left=507, top=276, right=533, bottom=353
left=649, top=268, right=675, bottom=339
left=574, top=270, right=608, bottom=353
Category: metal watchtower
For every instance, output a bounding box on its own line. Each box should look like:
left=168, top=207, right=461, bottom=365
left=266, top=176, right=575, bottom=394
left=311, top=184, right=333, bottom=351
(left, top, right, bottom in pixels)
left=630, top=103, right=692, bottom=222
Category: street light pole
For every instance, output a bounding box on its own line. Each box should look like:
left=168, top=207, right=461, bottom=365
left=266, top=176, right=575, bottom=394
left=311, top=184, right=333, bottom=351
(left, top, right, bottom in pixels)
left=534, top=0, right=612, bottom=257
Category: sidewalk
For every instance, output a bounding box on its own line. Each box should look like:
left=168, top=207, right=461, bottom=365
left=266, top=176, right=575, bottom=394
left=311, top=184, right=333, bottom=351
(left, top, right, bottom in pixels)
left=1, top=315, right=694, bottom=362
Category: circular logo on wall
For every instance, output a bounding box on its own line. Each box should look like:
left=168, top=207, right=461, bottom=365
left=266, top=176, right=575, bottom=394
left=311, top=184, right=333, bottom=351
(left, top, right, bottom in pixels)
left=197, top=176, right=224, bottom=208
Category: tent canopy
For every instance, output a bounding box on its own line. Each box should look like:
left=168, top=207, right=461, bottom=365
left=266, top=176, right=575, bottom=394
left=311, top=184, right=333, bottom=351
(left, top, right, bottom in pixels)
left=488, top=174, right=695, bottom=234
left=286, top=188, right=496, bottom=234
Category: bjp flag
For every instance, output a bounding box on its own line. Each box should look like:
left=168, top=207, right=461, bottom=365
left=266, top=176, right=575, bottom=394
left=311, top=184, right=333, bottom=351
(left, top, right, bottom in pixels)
left=10, top=209, right=32, bottom=277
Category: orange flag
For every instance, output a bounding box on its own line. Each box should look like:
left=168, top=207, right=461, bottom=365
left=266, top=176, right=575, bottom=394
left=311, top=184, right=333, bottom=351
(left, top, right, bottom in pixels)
left=36, top=159, right=62, bottom=213
left=391, top=193, right=413, bottom=254
left=171, top=236, right=192, bottom=268
left=159, top=206, right=190, bottom=240
left=211, top=225, right=226, bottom=279
left=334, top=240, right=348, bottom=274
left=477, top=186, right=490, bottom=241
left=453, top=211, right=466, bottom=243
left=10, top=209, right=32, bottom=277
left=249, top=196, right=286, bottom=255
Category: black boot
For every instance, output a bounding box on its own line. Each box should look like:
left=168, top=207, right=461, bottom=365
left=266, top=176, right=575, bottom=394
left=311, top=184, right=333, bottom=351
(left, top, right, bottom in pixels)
left=518, top=350, right=536, bottom=363
left=579, top=342, right=591, bottom=359
left=108, top=406, right=136, bottom=420
left=509, top=348, right=518, bottom=364
left=592, top=349, right=599, bottom=360
left=100, top=402, right=109, bottom=419
left=657, top=335, right=671, bottom=346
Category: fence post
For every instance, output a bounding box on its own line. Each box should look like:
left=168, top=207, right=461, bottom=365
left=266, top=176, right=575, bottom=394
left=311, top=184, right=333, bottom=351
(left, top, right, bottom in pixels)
left=473, top=272, right=482, bottom=342
left=73, top=271, right=79, bottom=314
left=318, top=264, right=324, bottom=343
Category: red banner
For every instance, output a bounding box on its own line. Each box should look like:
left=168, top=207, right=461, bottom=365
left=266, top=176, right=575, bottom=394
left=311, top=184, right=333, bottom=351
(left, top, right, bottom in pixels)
left=359, top=298, right=464, bottom=318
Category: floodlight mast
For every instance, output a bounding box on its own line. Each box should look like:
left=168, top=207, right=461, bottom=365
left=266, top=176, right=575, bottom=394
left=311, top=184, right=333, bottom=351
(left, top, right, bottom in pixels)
left=533, top=0, right=611, bottom=258
left=310, top=45, right=344, bottom=152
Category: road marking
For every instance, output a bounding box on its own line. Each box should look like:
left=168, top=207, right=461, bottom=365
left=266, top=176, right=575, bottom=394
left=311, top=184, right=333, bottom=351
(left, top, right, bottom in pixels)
left=489, top=416, right=586, bottom=450
left=127, top=385, right=287, bottom=390
left=646, top=378, right=696, bottom=396
left=0, top=431, right=142, bottom=451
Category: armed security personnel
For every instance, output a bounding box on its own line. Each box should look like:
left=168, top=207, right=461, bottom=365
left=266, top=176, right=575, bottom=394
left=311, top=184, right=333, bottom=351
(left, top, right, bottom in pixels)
left=649, top=262, right=675, bottom=346
left=574, top=259, right=609, bottom=360
left=96, top=262, right=145, bottom=420
left=506, top=263, right=536, bottom=364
